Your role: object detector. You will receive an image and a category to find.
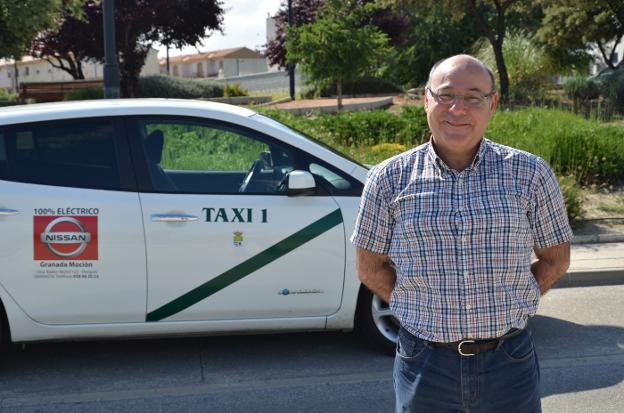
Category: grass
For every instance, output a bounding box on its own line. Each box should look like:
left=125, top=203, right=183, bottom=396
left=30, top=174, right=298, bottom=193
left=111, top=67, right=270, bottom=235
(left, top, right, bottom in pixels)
left=597, top=198, right=624, bottom=215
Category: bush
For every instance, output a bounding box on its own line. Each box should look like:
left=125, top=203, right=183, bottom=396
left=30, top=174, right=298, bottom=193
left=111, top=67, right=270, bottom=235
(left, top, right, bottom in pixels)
left=593, top=67, right=624, bottom=110
left=261, top=105, right=429, bottom=164
left=558, top=175, right=585, bottom=227
left=474, top=31, right=557, bottom=103
left=0, top=90, right=18, bottom=106
left=317, top=76, right=403, bottom=97
left=262, top=106, right=624, bottom=187
left=223, top=83, right=249, bottom=97
left=63, top=87, right=104, bottom=101
left=488, top=108, right=624, bottom=186
left=564, top=76, right=601, bottom=102
left=137, top=75, right=224, bottom=99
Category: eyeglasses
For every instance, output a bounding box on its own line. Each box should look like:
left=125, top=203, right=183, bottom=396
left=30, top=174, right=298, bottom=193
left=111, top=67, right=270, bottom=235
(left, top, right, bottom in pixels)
left=427, top=87, right=496, bottom=108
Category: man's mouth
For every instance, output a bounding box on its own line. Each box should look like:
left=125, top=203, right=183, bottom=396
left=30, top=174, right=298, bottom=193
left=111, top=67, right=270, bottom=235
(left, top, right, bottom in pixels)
left=444, top=120, right=471, bottom=127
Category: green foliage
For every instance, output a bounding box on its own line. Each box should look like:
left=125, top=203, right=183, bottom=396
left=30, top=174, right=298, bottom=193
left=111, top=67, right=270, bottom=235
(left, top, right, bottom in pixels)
left=379, top=4, right=482, bottom=88
left=487, top=108, right=624, bottom=186
left=223, top=83, right=249, bottom=97
left=317, top=76, right=403, bottom=96
left=261, top=105, right=429, bottom=164
left=287, top=0, right=390, bottom=106
left=557, top=175, right=585, bottom=227
left=537, top=0, right=623, bottom=71
left=0, top=0, right=83, bottom=58
left=137, top=75, right=224, bottom=99
left=146, top=123, right=264, bottom=171
left=593, top=67, right=624, bottom=109
left=564, top=76, right=601, bottom=102
left=63, top=87, right=104, bottom=101
left=474, top=31, right=556, bottom=103
left=262, top=106, right=624, bottom=187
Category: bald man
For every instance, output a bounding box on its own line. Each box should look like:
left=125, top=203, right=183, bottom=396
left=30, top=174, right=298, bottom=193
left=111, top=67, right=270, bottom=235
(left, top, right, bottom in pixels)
left=351, top=55, right=571, bottom=413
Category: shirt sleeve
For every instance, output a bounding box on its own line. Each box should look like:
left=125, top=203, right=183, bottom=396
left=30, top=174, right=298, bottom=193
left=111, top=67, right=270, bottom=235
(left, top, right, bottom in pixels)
left=530, top=158, right=574, bottom=248
left=350, top=165, right=394, bottom=254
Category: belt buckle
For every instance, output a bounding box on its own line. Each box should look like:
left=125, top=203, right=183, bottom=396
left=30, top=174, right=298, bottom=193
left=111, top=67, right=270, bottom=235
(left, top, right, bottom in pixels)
left=458, top=340, right=476, bottom=356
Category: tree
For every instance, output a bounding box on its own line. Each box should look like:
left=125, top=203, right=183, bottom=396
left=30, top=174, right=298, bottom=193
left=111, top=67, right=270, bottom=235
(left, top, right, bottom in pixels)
left=537, top=0, right=624, bottom=71
left=381, top=4, right=482, bottom=87
left=0, top=0, right=82, bottom=59
left=32, top=0, right=224, bottom=97
left=386, top=0, right=544, bottom=100
left=265, top=0, right=408, bottom=69
left=286, top=0, right=389, bottom=109
left=265, top=0, right=324, bottom=69
left=31, top=7, right=99, bottom=80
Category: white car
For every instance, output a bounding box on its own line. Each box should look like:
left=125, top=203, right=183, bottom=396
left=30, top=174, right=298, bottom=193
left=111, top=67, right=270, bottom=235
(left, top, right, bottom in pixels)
left=0, top=99, right=397, bottom=354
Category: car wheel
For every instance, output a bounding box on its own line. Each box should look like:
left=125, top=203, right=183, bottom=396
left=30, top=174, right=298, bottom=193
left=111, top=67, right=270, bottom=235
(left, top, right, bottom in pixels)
left=356, top=286, right=399, bottom=355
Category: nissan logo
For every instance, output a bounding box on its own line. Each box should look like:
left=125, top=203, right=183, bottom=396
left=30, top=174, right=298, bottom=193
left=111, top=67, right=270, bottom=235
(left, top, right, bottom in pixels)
left=40, top=217, right=91, bottom=258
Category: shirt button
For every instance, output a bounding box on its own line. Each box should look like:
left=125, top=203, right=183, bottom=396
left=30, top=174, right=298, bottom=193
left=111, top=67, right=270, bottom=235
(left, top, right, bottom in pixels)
left=466, top=304, right=472, bottom=310
left=464, top=271, right=469, bottom=277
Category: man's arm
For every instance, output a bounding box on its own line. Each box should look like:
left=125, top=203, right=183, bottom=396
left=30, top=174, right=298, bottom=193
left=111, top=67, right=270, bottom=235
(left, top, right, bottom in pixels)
left=356, top=247, right=396, bottom=303
left=531, top=241, right=571, bottom=295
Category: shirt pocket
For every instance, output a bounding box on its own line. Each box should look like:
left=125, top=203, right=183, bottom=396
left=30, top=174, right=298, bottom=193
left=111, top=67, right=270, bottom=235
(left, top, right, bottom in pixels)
left=392, top=192, right=453, bottom=241
left=471, top=191, right=531, bottom=239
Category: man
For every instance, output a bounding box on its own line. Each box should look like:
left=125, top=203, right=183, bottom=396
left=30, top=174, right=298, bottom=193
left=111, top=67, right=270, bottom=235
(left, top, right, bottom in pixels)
left=351, top=55, right=572, bottom=413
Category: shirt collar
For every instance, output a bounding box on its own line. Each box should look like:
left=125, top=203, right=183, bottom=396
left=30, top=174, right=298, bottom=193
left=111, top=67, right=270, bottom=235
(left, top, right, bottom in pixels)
left=426, top=137, right=489, bottom=173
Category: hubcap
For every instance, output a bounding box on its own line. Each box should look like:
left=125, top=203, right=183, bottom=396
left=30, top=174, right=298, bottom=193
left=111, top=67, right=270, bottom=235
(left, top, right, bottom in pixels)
left=371, top=295, right=399, bottom=343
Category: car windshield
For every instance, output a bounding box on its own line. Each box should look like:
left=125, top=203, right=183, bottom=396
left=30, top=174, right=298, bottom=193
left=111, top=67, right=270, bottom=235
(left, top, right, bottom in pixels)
left=251, top=113, right=367, bottom=169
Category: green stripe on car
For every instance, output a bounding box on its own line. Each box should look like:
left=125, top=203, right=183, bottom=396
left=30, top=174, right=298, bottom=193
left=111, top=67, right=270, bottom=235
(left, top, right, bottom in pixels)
left=146, top=209, right=344, bottom=322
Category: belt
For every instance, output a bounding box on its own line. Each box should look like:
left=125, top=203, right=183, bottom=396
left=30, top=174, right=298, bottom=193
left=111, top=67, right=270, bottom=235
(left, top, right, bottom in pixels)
left=430, top=328, right=525, bottom=357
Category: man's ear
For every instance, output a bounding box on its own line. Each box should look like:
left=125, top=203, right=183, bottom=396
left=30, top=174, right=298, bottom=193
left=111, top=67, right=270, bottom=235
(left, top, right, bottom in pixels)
left=423, top=88, right=430, bottom=110
left=490, top=91, right=499, bottom=112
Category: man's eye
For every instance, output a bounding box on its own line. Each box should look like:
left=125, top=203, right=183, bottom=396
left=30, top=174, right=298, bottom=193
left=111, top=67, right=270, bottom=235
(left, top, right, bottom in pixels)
left=437, top=94, right=454, bottom=102
left=465, top=96, right=483, bottom=104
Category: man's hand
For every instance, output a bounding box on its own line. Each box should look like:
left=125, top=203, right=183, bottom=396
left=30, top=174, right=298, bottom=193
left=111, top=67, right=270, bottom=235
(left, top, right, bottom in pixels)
left=532, top=242, right=571, bottom=295
left=356, top=247, right=397, bottom=303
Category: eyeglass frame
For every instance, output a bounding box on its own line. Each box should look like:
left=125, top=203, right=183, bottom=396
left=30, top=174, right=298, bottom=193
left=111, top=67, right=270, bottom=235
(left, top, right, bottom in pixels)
left=426, top=86, right=497, bottom=108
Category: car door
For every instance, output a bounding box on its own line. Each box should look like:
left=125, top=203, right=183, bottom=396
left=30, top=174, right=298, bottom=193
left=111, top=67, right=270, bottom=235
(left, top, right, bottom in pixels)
left=127, top=116, right=346, bottom=323
left=0, top=118, right=147, bottom=324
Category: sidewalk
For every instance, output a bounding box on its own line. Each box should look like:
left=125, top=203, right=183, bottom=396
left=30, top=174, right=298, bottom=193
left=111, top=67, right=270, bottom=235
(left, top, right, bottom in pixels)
left=562, top=219, right=624, bottom=288
left=563, top=242, right=624, bottom=288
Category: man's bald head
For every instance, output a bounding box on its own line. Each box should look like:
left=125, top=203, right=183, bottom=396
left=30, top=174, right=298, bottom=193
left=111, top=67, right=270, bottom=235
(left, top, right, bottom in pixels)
left=426, top=55, right=496, bottom=92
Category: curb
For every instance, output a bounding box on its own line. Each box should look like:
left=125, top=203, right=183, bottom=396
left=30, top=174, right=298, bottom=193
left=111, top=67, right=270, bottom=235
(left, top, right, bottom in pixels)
left=277, top=97, right=393, bottom=115
left=555, top=269, right=624, bottom=289
left=571, top=233, right=624, bottom=244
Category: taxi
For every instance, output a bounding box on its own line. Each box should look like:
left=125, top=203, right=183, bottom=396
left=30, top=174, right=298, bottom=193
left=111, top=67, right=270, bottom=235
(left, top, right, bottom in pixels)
left=0, top=99, right=397, bottom=354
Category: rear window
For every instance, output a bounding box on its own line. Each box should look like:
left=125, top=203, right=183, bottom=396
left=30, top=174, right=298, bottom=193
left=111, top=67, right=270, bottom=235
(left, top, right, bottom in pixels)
left=3, top=120, right=121, bottom=190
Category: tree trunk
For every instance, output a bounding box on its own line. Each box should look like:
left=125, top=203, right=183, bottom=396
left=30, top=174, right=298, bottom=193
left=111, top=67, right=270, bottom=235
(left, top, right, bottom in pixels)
left=337, top=78, right=343, bottom=111
left=491, top=37, right=509, bottom=101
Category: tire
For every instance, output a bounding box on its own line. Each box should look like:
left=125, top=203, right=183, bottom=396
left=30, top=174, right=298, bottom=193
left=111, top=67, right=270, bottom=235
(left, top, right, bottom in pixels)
left=355, top=286, right=399, bottom=355
left=0, top=299, right=12, bottom=358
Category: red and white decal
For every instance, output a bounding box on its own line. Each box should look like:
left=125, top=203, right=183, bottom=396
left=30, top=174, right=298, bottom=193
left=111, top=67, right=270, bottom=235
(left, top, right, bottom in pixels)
left=34, top=216, right=98, bottom=260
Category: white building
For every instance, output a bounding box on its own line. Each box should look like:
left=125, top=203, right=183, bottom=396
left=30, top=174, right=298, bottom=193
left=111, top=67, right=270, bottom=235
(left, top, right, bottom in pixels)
left=0, top=49, right=160, bottom=94
left=160, top=47, right=267, bottom=79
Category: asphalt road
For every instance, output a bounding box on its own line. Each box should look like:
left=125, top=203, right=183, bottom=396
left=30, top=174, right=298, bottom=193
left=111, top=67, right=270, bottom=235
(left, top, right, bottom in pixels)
left=0, top=284, right=622, bottom=413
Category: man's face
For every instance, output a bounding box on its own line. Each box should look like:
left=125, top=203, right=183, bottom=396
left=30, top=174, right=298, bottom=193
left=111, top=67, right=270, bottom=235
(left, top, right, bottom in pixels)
left=424, top=60, right=498, bottom=158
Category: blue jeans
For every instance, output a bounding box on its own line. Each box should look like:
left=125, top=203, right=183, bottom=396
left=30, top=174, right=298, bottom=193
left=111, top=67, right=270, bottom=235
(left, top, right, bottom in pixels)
left=393, top=327, right=541, bottom=413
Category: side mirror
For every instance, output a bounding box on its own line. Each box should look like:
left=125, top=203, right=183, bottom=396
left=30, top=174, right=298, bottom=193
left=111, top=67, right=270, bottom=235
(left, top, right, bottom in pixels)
left=285, top=170, right=316, bottom=196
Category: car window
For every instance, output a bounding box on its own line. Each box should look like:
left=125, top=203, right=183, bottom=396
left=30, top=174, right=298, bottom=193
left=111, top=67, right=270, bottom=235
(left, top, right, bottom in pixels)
left=0, top=131, right=7, bottom=179
left=309, top=163, right=352, bottom=191
left=138, top=120, right=295, bottom=195
left=4, top=120, right=120, bottom=190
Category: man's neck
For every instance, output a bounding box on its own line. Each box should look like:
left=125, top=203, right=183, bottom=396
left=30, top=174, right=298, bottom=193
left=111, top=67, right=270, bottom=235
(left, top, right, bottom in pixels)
left=431, top=139, right=481, bottom=172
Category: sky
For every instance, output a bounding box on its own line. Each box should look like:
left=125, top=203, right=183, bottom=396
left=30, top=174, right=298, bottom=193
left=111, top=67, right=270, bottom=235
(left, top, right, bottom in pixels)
left=157, top=0, right=283, bottom=58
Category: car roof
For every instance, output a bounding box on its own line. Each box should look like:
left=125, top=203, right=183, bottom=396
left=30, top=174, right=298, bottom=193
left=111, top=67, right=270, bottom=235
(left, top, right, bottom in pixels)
left=0, top=99, right=257, bottom=126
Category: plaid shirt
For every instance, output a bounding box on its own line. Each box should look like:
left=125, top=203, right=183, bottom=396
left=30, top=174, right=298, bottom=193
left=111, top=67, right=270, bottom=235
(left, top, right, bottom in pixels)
left=351, top=139, right=572, bottom=342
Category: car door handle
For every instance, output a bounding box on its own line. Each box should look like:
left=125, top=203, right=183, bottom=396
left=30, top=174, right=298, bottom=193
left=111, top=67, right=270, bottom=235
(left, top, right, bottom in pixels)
left=0, top=209, right=19, bottom=216
left=151, top=213, right=199, bottom=223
